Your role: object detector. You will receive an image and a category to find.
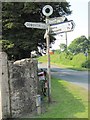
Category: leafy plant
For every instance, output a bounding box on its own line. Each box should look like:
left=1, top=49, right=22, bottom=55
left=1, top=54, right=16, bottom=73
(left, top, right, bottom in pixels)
left=81, top=60, right=90, bottom=68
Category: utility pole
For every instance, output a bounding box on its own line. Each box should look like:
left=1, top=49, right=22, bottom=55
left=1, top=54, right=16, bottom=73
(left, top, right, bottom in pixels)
left=65, top=32, right=68, bottom=53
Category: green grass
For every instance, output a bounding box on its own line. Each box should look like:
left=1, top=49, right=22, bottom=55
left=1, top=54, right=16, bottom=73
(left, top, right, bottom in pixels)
left=21, top=78, right=88, bottom=119
left=35, top=78, right=88, bottom=118
left=38, top=52, right=89, bottom=71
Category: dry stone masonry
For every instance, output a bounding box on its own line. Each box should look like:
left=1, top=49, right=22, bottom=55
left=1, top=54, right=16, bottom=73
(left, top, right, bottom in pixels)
left=1, top=52, right=39, bottom=119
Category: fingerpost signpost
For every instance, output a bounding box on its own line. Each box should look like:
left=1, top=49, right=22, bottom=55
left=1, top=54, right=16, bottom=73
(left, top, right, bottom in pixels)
left=24, top=5, right=75, bottom=103
left=42, top=5, right=53, bottom=102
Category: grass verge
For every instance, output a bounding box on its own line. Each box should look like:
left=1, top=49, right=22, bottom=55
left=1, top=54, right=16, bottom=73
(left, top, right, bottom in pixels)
left=35, top=77, right=88, bottom=118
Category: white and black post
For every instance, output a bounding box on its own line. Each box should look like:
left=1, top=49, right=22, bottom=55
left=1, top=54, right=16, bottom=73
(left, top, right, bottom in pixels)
left=46, top=17, right=51, bottom=102
left=42, top=5, right=53, bottom=102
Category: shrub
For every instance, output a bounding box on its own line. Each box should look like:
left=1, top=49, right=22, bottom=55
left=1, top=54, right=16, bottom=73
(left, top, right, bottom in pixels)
left=81, top=60, right=90, bottom=68
left=64, top=51, right=73, bottom=60
left=55, top=50, right=61, bottom=54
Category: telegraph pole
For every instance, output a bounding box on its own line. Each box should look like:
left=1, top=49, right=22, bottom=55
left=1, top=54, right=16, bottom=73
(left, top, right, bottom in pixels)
left=65, top=32, right=68, bottom=53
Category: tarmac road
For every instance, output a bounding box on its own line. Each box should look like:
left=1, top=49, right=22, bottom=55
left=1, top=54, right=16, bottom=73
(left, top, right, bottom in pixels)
left=38, top=62, right=89, bottom=90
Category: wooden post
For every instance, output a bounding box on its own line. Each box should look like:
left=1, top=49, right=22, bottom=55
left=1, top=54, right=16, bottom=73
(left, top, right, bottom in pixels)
left=46, top=17, right=51, bottom=103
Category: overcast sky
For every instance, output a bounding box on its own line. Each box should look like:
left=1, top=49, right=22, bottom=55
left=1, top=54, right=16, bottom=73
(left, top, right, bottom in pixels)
left=51, top=0, right=89, bottom=50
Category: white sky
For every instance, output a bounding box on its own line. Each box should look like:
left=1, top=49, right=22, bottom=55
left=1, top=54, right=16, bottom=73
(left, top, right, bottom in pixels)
left=51, top=0, right=89, bottom=50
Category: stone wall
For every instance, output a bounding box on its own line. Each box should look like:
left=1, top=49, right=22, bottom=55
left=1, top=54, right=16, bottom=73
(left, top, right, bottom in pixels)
left=1, top=52, right=38, bottom=119
left=9, top=58, right=38, bottom=118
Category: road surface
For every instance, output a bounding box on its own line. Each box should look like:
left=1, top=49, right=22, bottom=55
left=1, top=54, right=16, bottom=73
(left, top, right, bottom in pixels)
left=38, top=62, right=89, bottom=90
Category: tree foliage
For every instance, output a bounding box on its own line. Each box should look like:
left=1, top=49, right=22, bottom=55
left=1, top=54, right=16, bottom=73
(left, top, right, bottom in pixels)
left=68, top=35, right=90, bottom=54
left=2, top=2, right=72, bottom=60
left=59, top=43, right=67, bottom=52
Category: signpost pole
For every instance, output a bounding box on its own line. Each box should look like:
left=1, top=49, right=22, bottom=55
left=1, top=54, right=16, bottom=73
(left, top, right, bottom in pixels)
left=46, top=17, right=51, bottom=103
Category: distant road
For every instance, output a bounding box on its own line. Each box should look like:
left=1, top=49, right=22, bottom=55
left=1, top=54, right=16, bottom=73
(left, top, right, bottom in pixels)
left=38, top=63, right=89, bottom=90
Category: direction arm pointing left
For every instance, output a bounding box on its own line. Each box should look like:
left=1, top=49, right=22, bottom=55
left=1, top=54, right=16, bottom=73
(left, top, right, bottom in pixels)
left=24, top=22, right=47, bottom=29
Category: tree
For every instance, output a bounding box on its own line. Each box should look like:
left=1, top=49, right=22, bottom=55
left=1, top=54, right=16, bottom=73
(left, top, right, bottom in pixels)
left=2, top=2, right=72, bottom=60
left=59, top=43, right=67, bottom=52
left=68, top=35, right=90, bottom=54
